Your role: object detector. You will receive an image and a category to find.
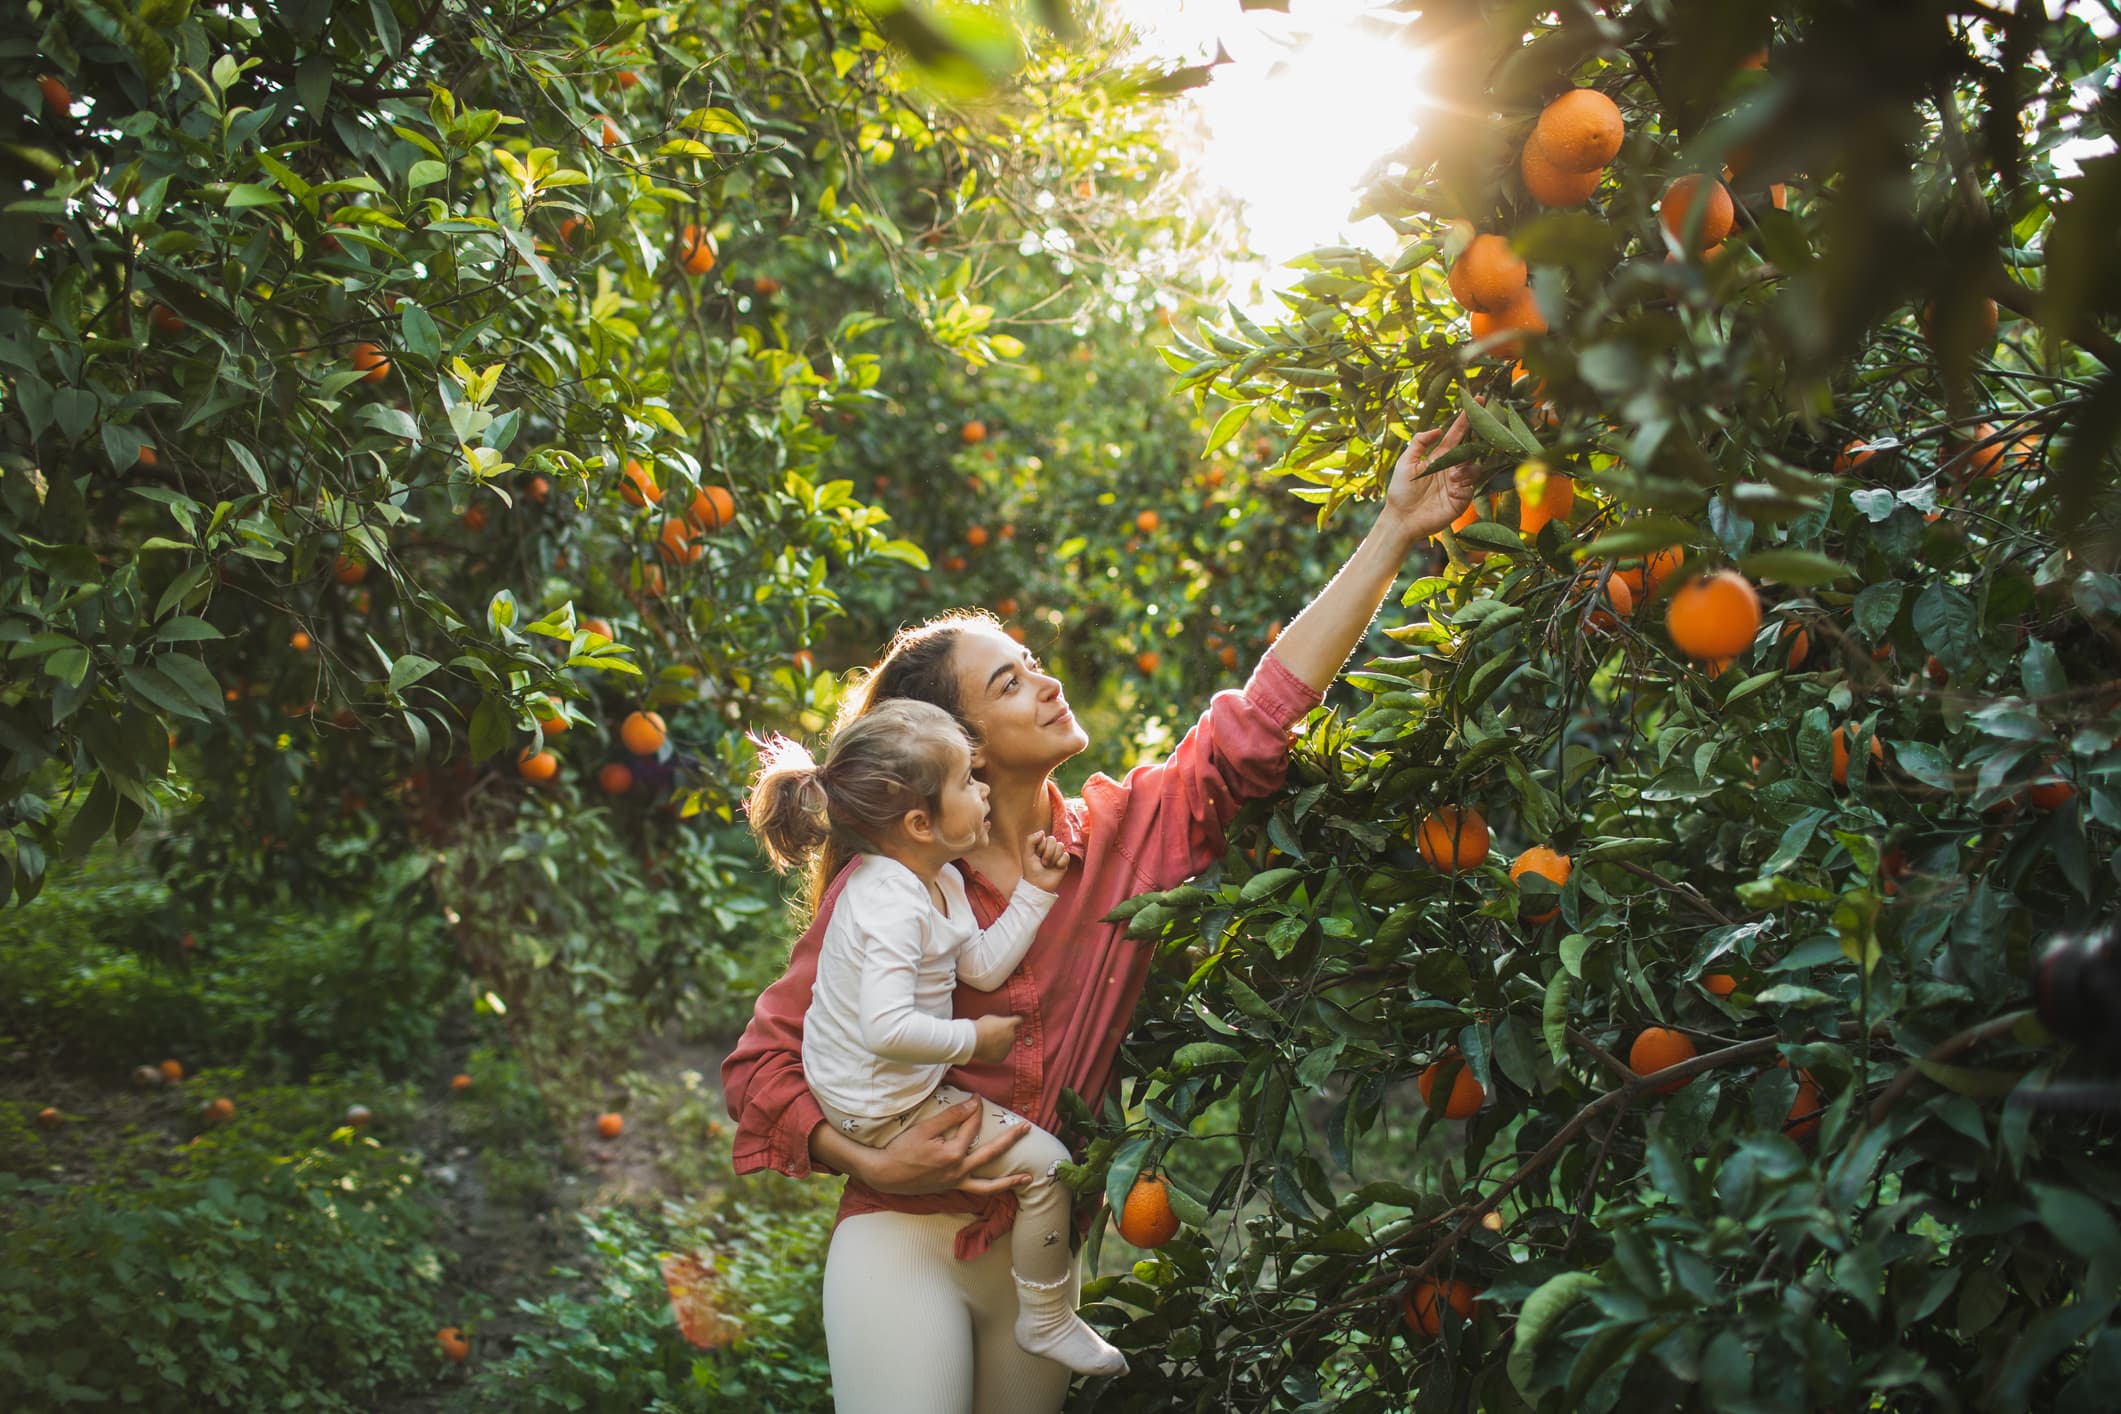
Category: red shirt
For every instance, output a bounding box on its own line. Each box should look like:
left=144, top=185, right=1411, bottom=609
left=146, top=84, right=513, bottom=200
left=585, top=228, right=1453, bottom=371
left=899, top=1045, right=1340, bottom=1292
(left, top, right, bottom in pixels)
left=720, top=653, right=1321, bottom=1260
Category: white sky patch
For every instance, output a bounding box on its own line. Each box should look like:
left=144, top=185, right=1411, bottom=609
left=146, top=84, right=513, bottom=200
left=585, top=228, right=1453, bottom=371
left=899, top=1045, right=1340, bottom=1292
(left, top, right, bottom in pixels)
left=1112, top=0, right=1425, bottom=316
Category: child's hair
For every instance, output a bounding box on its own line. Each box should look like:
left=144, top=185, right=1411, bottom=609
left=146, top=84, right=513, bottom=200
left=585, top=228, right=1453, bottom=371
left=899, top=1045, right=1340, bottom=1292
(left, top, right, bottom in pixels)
left=746, top=698, right=972, bottom=872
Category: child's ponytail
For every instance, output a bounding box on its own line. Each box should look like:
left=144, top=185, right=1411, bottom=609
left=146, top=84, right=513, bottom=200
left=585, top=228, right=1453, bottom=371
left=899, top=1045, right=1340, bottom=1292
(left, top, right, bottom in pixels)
left=745, top=734, right=833, bottom=872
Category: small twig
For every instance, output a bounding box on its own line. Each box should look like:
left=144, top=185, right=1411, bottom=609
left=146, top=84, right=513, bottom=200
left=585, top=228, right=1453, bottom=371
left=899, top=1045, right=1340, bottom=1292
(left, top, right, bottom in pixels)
left=1609, top=858, right=1736, bottom=926
left=1864, top=1007, right=2033, bottom=1127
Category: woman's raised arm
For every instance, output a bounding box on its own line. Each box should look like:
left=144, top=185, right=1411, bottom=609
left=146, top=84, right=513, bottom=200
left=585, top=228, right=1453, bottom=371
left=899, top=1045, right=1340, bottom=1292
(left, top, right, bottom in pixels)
left=1267, top=411, right=1476, bottom=692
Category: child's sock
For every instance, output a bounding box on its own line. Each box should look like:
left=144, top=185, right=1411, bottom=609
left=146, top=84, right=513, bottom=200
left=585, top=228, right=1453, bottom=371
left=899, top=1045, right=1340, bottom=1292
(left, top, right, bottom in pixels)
left=1013, top=1271, right=1129, bottom=1377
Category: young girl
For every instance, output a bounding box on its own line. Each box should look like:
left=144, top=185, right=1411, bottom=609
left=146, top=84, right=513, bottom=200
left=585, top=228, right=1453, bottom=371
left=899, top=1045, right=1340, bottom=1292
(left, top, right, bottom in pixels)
left=745, top=698, right=1129, bottom=1379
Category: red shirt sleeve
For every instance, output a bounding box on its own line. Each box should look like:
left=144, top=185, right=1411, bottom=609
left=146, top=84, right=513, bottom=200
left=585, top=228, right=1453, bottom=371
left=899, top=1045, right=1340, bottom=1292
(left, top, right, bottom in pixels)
left=720, top=888, right=833, bottom=1179
left=1084, top=650, right=1322, bottom=892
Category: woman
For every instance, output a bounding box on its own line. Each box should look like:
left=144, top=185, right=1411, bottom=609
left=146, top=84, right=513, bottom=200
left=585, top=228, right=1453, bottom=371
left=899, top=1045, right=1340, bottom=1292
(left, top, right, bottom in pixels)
left=722, top=412, right=1476, bottom=1412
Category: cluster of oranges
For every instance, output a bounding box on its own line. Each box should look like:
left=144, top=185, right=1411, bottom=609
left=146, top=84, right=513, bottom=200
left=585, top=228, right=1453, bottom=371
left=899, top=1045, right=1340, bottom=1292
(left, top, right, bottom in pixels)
left=517, top=706, right=669, bottom=791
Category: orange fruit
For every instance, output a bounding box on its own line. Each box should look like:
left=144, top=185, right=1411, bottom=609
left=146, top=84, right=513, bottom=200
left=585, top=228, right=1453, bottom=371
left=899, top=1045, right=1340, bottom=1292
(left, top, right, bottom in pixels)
left=1404, top=1278, right=1480, bottom=1338
left=1830, top=726, right=1884, bottom=786
left=461, top=505, right=488, bottom=533
left=596, top=1112, right=625, bottom=1139
left=1584, top=572, right=1635, bottom=632
left=616, top=69, right=640, bottom=89
left=334, top=556, right=367, bottom=585
left=1785, top=1069, right=1823, bottom=1140
left=1417, top=806, right=1490, bottom=873
left=38, top=75, right=71, bottom=117
left=205, top=1096, right=236, bottom=1123
left=753, top=275, right=781, bottom=296
left=676, top=223, right=715, bottom=274
left=1136, top=651, right=1161, bottom=674
left=1834, top=438, right=1881, bottom=472
left=160, top=1058, right=185, bottom=1082
left=960, top=419, right=988, bottom=444
left=581, top=617, right=615, bottom=640
left=1007, top=625, right=1027, bottom=644
left=290, top=630, right=313, bottom=653
left=136, top=445, right=159, bottom=468
left=451, top=1073, right=473, bottom=1093
left=527, top=474, right=551, bottom=503
left=967, top=525, right=990, bottom=548
left=1521, top=138, right=1603, bottom=206
left=639, top=563, right=666, bottom=597
left=1117, top=1173, right=1181, bottom=1248
left=995, top=597, right=1020, bottom=618
left=598, top=761, right=635, bottom=795
left=1467, top=288, right=1546, bottom=359
left=657, top=517, right=701, bottom=565
left=1508, top=845, right=1571, bottom=924
left=1782, top=622, right=1809, bottom=669
left=532, top=697, right=569, bottom=734
left=1629, top=1027, right=1698, bottom=1094
left=597, top=114, right=621, bottom=148
left=1418, top=1057, right=1485, bottom=1119
left=1702, top=973, right=1739, bottom=997
left=689, top=485, right=736, bottom=531
left=150, top=303, right=185, bottom=334
left=941, top=555, right=968, bottom=573
left=620, top=458, right=661, bottom=507
left=1532, top=89, right=1624, bottom=173
left=517, top=748, right=558, bottom=782
left=556, top=215, right=585, bottom=247
left=620, top=709, right=668, bottom=755
left=1515, top=465, right=1574, bottom=539
left=1660, top=175, right=1735, bottom=251
left=1219, top=644, right=1239, bottom=669
left=1135, top=509, right=1161, bottom=534
left=1664, top=570, right=1761, bottom=660
left=1954, top=424, right=2005, bottom=479
left=36, top=1105, right=63, bottom=1130
left=351, top=342, right=391, bottom=383
left=793, top=648, right=816, bottom=675
left=2029, top=779, right=2077, bottom=810
left=437, top=1327, right=470, bottom=1362
left=1448, top=234, right=1528, bottom=315
left=1436, top=493, right=1490, bottom=543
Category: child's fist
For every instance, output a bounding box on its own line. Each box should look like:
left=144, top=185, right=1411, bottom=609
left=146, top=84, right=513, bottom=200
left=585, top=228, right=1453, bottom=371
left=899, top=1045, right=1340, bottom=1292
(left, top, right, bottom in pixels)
left=972, top=1013, right=1023, bottom=1062
left=1022, top=829, right=1069, bottom=892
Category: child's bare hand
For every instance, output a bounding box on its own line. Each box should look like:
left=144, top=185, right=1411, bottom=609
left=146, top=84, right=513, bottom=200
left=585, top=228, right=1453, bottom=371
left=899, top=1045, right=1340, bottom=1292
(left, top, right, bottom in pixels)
left=1021, top=829, right=1069, bottom=892
left=972, top=1013, right=1022, bottom=1063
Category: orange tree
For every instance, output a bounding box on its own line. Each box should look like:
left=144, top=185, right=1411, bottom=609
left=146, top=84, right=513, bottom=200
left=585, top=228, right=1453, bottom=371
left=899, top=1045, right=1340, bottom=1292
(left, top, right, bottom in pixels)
left=1067, top=3, right=2121, bottom=1411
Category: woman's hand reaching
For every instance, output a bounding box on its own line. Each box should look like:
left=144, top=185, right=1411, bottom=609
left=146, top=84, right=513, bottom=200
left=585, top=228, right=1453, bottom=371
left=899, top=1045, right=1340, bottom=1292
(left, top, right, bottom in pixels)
left=1021, top=828, right=1069, bottom=893
left=1381, top=409, right=1481, bottom=542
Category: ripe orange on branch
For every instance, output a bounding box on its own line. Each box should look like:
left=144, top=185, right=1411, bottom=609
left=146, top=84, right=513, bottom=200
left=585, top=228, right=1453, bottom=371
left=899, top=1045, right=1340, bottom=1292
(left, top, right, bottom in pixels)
left=657, top=517, right=702, bottom=564
left=597, top=762, right=634, bottom=795
left=1515, top=461, right=1574, bottom=538
left=1404, top=1278, right=1481, bottom=1338
left=1830, top=726, right=1884, bottom=786
left=436, top=1327, right=470, bottom=1362
left=1448, top=234, right=1528, bottom=315
left=960, top=419, right=987, bottom=444
left=1118, top=1173, right=1181, bottom=1248
left=1467, top=289, right=1546, bottom=359
left=351, top=342, right=391, bottom=383
left=1418, top=1056, right=1485, bottom=1119
left=1418, top=805, right=1490, bottom=873
left=517, top=748, right=558, bottom=783
left=619, top=710, right=667, bottom=755
left=1509, top=845, right=1572, bottom=924
left=1660, top=175, right=1735, bottom=251
left=1665, top=570, right=1761, bottom=660
left=1532, top=88, right=1624, bottom=173
left=688, top=485, right=736, bottom=531
left=620, top=458, right=661, bottom=507
left=675, top=223, right=716, bottom=275
left=1521, top=139, right=1603, bottom=207
left=1629, top=1027, right=1698, bottom=1094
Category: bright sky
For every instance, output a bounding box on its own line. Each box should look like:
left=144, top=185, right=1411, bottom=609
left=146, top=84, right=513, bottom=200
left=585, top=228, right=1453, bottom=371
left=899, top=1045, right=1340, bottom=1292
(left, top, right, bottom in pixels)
left=1110, top=0, right=1424, bottom=311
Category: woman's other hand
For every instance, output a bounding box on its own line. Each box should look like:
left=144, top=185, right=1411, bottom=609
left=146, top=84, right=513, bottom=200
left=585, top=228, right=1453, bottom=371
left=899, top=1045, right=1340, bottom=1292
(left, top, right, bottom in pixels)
left=1021, top=829, right=1069, bottom=893
left=844, top=1095, right=1034, bottom=1196
left=1381, top=409, right=1479, bottom=543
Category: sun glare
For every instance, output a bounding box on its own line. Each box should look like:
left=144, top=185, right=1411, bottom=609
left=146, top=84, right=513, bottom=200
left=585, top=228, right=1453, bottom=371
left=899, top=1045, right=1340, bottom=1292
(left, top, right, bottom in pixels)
left=1116, top=0, right=1425, bottom=308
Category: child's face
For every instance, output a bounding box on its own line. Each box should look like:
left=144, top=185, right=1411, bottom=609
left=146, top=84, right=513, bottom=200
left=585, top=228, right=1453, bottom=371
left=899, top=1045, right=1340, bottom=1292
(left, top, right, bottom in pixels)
left=930, top=740, right=992, bottom=853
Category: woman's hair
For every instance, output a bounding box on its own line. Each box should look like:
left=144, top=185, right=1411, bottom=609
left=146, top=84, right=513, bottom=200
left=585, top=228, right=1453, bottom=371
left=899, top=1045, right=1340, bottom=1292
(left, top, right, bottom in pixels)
left=746, top=698, right=971, bottom=873
left=792, top=610, right=997, bottom=911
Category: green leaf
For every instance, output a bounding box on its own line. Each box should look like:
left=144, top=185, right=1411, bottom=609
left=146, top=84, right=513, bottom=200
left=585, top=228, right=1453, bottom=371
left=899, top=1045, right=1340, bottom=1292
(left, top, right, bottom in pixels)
left=1508, top=1271, right=1602, bottom=1395
left=1736, top=549, right=1852, bottom=586
left=387, top=655, right=441, bottom=694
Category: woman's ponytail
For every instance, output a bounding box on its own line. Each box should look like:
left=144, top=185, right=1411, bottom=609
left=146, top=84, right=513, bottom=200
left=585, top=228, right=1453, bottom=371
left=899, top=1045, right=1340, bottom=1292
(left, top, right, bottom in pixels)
left=745, top=733, right=833, bottom=872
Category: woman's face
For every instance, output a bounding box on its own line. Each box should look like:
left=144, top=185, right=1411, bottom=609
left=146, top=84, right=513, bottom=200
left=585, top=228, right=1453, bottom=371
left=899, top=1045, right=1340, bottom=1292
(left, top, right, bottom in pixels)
left=949, top=625, right=1089, bottom=778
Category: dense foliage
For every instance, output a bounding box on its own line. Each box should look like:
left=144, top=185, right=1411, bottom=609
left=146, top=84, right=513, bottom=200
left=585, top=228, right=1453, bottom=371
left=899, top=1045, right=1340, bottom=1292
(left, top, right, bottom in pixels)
left=1058, top=3, right=2121, bottom=1411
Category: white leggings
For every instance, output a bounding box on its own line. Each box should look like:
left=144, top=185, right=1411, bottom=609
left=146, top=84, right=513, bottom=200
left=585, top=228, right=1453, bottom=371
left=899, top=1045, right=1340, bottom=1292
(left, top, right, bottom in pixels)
left=822, top=1209, right=1076, bottom=1414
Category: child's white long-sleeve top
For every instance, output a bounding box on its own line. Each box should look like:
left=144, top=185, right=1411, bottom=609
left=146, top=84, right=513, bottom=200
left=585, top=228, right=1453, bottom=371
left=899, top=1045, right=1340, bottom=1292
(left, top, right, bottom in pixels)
left=802, top=852, right=1057, bottom=1120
